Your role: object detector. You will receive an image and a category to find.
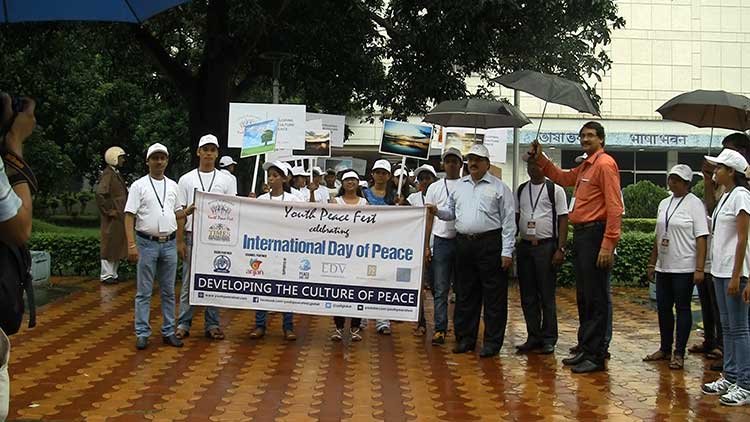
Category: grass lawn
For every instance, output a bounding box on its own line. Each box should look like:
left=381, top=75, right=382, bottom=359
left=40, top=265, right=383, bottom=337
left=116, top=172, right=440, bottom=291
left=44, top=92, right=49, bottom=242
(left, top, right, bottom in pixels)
left=33, top=218, right=100, bottom=237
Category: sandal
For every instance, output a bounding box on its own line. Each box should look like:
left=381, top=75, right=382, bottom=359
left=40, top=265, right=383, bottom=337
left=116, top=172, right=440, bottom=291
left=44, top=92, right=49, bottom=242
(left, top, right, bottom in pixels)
left=643, top=350, right=671, bottom=361
left=205, top=327, right=225, bottom=340
left=249, top=327, right=266, bottom=339
left=668, top=355, right=684, bottom=370
left=688, top=343, right=709, bottom=354
left=175, top=328, right=189, bottom=340
left=413, top=326, right=426, bottom=337
left=706, top=348, right=723, bottom=360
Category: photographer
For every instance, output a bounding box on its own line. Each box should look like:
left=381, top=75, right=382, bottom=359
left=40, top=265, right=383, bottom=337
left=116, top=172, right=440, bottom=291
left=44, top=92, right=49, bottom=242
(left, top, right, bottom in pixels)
left=0, top=92, right=36, bottom=422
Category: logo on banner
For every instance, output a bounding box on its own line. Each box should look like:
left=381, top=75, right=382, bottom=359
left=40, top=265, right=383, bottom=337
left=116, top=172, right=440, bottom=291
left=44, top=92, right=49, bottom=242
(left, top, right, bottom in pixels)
left=208, top=200, right=234, bottom=221
left=322, top=262, right=346, bottom=277
left=299, top=258, right=311, bottom=280
left=367, top=265, right=377, bottom=277
left=396, top=268, right=411, bottom=282
left=246, top=259, right=264, bottom=276
left=357, top=305, right=364, bottom=311
left=282, top=257, right=287, bottom=276
left=213, top=255, right=231, bottom=273
left=208, top=223, right=231, bottom=242
left=198, top=292, right=205, bottom=298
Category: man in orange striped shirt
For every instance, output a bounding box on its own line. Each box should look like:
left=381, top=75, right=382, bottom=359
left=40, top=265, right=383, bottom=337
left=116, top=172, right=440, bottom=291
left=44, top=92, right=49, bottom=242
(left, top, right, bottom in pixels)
left=529, top=121, right=623, bottom=374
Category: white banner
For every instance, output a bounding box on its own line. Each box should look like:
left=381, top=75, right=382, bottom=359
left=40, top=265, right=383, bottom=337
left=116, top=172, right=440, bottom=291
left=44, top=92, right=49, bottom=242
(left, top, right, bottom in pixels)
left=307, top=112, right=346, bottom=148
left=189, top=191, right=427, bottom=321
left=228, top=103, right=306, bottom=150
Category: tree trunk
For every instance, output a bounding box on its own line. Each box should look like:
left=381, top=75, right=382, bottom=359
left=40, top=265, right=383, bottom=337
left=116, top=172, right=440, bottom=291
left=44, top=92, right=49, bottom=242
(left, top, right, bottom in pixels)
left=188, top=59, right=232, bottom=165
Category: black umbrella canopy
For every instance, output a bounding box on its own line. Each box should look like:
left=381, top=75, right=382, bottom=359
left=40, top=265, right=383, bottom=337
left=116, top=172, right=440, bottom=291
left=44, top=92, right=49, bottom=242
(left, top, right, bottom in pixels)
left=423, top=98, right=531, bottom=129
left=492, top=70, right=600, bottom=116
left=656, top=90, right=750, bottom=131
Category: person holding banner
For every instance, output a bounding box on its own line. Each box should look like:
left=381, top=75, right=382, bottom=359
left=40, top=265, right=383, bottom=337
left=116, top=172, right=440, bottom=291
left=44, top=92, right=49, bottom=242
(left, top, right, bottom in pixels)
left=428, top=144, right=516, bottom=358
left=251, top=160, right=300, bottom=341
left=330, top=170, right=368, bottom=342
left=175, top=134, right=237, bottom=341
left=300, top=167, right=330, bottom=204
left=123, top=143, right=183, bottom=350
left=423, top=147, right=463, bottom=346
left=362, top=158, right=396, bottom=335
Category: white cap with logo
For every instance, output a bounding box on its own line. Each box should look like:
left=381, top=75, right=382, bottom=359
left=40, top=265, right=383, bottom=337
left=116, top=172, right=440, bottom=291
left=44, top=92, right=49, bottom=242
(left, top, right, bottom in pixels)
left=372, top=159, right=392, bottom=173
left=705, top=149, right=750, bottom=175
left=668, top=164, right=693, bottom=182
left=198, top=134, right=219, bottom=148
left=466, top=143, right=490, bottom=159
left=146, top=143, right=169, bottom=159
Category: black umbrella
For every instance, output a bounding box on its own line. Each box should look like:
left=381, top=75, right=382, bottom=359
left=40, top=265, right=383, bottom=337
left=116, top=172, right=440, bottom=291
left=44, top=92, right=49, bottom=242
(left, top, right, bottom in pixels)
left=492, top=70, right=600, bottom=138
left=423, top=98, right=531, bottom=129
left=656, top=90, right=750, bottom=153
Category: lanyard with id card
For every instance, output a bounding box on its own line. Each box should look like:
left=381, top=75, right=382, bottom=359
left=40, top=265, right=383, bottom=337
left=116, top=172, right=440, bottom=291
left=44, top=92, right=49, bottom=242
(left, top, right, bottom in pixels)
left=149, top=177, right=171, bottom=233
left=526, top=183, right=545, bottom=237
left=660, top=195, right=686, bottom=253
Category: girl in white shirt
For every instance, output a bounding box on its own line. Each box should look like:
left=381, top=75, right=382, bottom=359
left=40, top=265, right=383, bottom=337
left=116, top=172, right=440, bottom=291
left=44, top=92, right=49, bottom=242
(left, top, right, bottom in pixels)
left=330, top=171, right=367, bottom=342
left=645, top=165, right=708, bottom=370
left=700, top=149, right=750, bottom=406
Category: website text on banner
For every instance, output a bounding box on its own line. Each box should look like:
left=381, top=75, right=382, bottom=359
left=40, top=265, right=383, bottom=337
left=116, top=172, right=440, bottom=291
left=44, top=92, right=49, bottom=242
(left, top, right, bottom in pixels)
left=189, top=191, right=428, bottom=321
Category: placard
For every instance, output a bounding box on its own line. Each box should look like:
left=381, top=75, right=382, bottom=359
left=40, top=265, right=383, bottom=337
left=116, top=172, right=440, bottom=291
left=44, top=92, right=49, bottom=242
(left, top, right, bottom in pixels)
left=379, top=119, right=433, bottom=160
left=228, top=103, right=306, bottom=150
left=294, top=130, right=332, bottom=157
left=307, top=112, right=347, bottom=148
left=240, top=119, right=277, bottom=158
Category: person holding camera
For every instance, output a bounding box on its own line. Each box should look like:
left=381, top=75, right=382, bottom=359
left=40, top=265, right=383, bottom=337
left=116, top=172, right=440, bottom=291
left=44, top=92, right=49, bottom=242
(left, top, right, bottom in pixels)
left=0, top=92, right=37, bottom=422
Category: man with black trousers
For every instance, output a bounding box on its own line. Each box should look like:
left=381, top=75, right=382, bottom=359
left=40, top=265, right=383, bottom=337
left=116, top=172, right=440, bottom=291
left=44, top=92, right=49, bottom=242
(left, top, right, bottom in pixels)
left=428, top=144, right=516, bottom=358
left=529, top=121, right=623, bottom=373
left=515, top=155, right=569, bottom=355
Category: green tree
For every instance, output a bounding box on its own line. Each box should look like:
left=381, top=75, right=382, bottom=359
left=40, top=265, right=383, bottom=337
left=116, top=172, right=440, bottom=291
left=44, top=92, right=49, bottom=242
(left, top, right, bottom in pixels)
left=623, top=180, right=669, bottom=218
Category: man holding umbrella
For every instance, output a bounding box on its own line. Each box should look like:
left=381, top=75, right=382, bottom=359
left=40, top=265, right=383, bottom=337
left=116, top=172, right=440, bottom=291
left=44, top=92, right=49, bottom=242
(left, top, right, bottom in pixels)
left=529, top=121, right=623, bottom=373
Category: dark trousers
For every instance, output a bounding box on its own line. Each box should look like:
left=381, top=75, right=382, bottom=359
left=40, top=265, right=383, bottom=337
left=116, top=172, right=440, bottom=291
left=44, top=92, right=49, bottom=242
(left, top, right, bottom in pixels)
left=517, top=240, right=558, bottom=346
left=656, top=272, right=694, bottom=356
left=572, top=224, right=610, bottom=365
left=334, top=316, right=362, bottom=329
left=697, top=274, right=723, bottom=350
left=454, top=232, right=508, bottom=351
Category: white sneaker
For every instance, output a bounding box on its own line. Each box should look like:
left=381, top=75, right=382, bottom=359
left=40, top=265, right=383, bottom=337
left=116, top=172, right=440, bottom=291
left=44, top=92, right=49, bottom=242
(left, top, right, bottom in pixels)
left=350, top=328, right=362, bottom=342
left=331, top=328, right=343, bottom=341
left=720, top=385, right=750, bottom=406
left=702, top=376, right=734, bottom=396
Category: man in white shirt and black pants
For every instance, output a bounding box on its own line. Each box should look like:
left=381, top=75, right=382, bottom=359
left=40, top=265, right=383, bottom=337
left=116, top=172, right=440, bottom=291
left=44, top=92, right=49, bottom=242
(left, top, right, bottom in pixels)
left=515, top=155, right=569, bottom=355
left=124, top=143, right=183, bottom=350
left=175, top=134, right=238, bottom=341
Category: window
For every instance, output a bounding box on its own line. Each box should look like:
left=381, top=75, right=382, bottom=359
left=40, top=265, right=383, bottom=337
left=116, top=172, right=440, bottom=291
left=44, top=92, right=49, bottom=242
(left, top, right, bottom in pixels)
left=609, top=151, right=634, bottom=170
left=677, top=152, right=705, bottom=173
left=635, top=151, right=667, bottom=171
left=561, top=150, right=582, bottom=168
left=636, top=173, right=667, bottom=187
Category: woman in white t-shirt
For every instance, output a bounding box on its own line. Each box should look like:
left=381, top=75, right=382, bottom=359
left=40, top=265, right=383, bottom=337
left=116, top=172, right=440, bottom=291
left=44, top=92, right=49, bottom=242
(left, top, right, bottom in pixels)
left=644, top=165, right=708, bottom=370
left=330, top=171, right=367, bottom=342
left=699, top=149, right=750, bottom=406
left=249, top=161, right=300, bottom=341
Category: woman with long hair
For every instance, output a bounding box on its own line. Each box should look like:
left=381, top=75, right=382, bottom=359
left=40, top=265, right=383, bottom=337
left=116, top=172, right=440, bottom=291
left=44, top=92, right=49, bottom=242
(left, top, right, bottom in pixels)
left=700, top=149, right=750, bottom=406
left=330, top=171, right=368, bottom=341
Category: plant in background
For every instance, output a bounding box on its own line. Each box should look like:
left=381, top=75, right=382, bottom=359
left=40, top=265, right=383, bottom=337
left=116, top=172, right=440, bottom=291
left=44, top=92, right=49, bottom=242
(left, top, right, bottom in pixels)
left=76, top=191, right=95, bottom=215
left=691, top=178, right=705, bottom=200
left=622, top=180, right=669, bottom=218
left=46, top=196, right=61, bottom=215
left=60, top=192, right=79, bottom=217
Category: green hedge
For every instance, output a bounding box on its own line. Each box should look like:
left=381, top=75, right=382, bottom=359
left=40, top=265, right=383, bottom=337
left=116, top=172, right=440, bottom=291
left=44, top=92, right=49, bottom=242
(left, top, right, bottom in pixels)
left=29, top=233, right=135, bottom=277
left=621, top=218, right=655, bottom=233
left=43, top=215, right=100, bottom=228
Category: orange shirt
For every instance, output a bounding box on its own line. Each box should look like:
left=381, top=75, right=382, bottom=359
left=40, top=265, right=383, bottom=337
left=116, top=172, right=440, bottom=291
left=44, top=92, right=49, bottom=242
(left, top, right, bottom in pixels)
left=537, top=149, right=623, bottom=251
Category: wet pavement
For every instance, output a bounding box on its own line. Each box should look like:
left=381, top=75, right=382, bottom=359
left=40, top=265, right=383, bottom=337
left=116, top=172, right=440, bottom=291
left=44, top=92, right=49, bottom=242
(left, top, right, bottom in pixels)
left=7, top=277, right=750, bottom=421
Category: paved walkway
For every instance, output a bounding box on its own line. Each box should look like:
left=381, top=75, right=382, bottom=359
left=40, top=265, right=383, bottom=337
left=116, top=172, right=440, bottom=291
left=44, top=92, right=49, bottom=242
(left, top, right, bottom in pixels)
left=6, top=278, right=750, bottom=421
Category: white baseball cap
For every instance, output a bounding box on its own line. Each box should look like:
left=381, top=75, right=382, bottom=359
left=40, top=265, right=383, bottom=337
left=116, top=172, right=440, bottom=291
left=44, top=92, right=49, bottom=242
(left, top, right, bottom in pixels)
left=574, top=152, right=589, bottom=164
left=372, top=159, right=392, bottom=173
left=705, top=149, right=749, bottom=175
left=341, top=171, right=360, bottom=181
left=394, top=167, right=409, bottom=177
left=466, top=144, right=490, bottom=159
left=312, top=166, right=323, bottom=176
left=262, top=160, right=290, bottom=176
left=291, top=166, right=309, bottom=177
left=146, top=143, right=169, bottom=159
left=413, top=164, right=437, bottom=180
left=441, top=147, right=463, bottom=161
left=198, top=134, right=219, bottom=148
left=219, top=156, right=237, bottom=168
left=358, top=180, right=368, bottom=187
left=668, top=164, right=693, bottom=182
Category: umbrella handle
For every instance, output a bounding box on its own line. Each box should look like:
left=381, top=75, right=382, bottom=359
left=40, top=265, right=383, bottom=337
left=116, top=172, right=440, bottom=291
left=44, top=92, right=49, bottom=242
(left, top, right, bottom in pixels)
left=534, top=101, right=548, bottom=140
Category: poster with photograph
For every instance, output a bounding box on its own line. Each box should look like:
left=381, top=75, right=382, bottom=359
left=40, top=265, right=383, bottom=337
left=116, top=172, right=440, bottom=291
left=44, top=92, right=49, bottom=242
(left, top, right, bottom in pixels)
left=379, top=119, right=433, bottom=160
left=307, top=113, right=347, bottom=148
left=293, top=130, right=332, bottom=157
left=443, top=127, right=484, bottom=157
left=228, top=103, right=306, bottom=150
left=240, top=119, right=278, bottom=158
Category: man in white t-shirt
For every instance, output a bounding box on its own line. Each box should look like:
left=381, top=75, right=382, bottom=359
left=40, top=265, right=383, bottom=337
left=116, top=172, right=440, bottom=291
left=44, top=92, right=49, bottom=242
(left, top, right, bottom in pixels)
left=300, top=166, right=331, bottom=204
left=218, top=155, right=238, bottom=194
left=124, top=143, right=184, bottom=350
left=515, top=155, right=569, bottom=355
left=324, top=168, right=341, bottom=197
left=175, top=134, right=237, bottom=340
left=423, top=147, right=463, bottom=345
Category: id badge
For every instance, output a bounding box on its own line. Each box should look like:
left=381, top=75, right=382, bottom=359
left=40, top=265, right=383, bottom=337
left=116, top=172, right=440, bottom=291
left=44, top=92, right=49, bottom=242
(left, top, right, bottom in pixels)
left=526, top=220, right=537, bottom=236
left=659, top=234, right=670, bottom=253
left=157, top=213, right=171, bottom=234
left=569, top=197, right=576, bottom=212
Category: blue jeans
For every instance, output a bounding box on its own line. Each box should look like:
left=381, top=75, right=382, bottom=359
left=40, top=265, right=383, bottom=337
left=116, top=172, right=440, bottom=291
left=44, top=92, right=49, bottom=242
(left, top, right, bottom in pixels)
left=714, top=277, right=750, bottom=389
left=177, top=232, right=220, bottom=333
left=655, top=272, right=694, bottom=356
left=431, top=236, right=456, bottom=333
left=255, top=311, right=294, bottom=331
left=135, top=236, right=177, bottom=338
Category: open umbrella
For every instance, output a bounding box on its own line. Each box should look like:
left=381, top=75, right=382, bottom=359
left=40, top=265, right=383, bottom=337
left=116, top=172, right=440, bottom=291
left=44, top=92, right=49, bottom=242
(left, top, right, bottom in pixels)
left=656, top=90, right=750, bottom=153
left=492, top=70, right=600, bottom=138
left=423, top=98, right=531, bottom=129
left=1, top=0, right=190, bottom=23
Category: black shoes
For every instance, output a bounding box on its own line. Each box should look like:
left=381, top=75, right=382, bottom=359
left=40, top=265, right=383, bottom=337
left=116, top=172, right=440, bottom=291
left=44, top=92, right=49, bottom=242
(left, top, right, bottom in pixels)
left=136, top=336, right=148, bottom=350
left=515, top=341, right=541, bottom=353
left=571, top=360, right=605, bottom=374
left=562, top=352, right=585, bottom=366
left=163, top=334, right=184, bottom=347
left=102, top=277, right=118, bottom=285
left=535, top=344, right=555, bottom=355
left=452, top=342, right=475, bottom=354
left=479, top=346, right=500, bottom=358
